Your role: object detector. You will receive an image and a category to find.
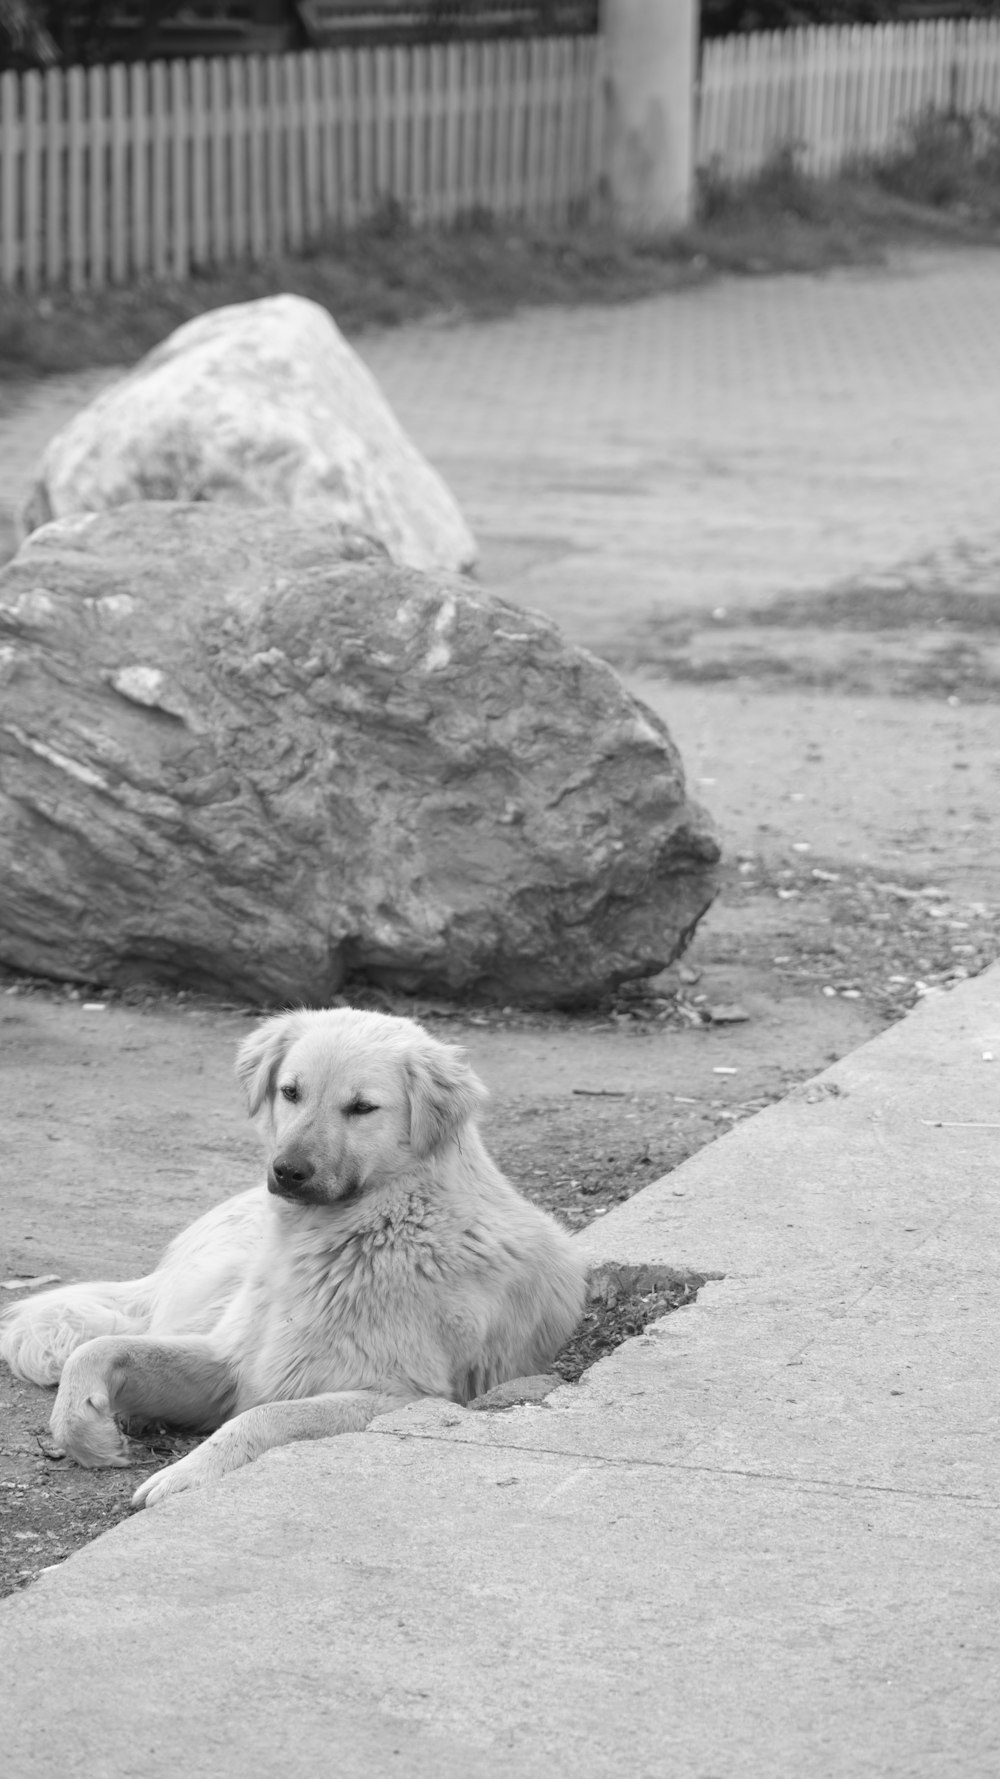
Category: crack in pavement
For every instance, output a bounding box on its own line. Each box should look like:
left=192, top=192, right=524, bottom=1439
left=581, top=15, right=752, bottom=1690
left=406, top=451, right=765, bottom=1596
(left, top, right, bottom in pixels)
left=368, top=1423, right=1000, bottom=1509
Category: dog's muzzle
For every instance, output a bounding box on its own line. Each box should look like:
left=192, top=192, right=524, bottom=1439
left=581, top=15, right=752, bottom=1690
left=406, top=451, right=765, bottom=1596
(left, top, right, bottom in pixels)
left=268, top=1153, right=318, bottom=1200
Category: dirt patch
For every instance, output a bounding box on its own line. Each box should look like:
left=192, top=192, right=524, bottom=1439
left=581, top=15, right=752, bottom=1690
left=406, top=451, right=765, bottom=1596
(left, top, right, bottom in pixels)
left=616, top=570, right=1000, bottom=702
left=0, top=1384, right=200, bottom=1597
left=550, top=1264, right=719, bottom=1385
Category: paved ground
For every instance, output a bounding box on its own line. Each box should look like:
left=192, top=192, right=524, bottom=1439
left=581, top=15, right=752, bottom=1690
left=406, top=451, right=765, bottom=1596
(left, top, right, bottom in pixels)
left=2, top=967, right=997, bottom=1778
left=360, top=247, right=1000, bottom=649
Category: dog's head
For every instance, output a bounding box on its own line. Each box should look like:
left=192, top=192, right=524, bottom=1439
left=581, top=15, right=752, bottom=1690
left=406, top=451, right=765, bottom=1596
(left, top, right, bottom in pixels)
left=236, top=1008, right=487, bottom=1207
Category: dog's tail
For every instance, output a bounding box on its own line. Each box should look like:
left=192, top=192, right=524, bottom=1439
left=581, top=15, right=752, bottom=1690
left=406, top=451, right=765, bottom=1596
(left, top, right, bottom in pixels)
left=0, top=1278, right=156, bottom=1387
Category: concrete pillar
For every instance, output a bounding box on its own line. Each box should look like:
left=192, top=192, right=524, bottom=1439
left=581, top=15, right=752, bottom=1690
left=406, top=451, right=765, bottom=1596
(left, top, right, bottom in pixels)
left=602, top=0, right=698, bottom=234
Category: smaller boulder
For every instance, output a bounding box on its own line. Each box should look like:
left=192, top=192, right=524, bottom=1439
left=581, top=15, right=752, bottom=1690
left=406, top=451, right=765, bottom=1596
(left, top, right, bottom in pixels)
left=22, top=295, right=476, bottom=576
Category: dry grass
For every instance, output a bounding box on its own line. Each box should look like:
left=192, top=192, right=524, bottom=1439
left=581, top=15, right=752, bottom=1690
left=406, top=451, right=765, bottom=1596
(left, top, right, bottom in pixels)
left=3, top=112, right=999, bottom=383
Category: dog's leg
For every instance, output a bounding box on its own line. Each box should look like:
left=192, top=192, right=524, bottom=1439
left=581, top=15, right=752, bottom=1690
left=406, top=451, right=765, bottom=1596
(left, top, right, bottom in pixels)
left=50, top=1335, right=236, bottom=1468
left=132, top=1388, right=412, bottom=1508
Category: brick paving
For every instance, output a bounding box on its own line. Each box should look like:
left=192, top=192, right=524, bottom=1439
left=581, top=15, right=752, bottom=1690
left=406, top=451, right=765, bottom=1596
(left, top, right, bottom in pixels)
left=2, top=248, right=999, bottom=652
left=358, top=247, right=1000, bottom=649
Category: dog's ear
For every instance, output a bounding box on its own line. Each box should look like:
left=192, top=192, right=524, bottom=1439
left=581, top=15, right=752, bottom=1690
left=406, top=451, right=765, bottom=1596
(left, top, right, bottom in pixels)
left=405, top=1037, right=487, bottom=1158
left=236, top=1013, right=306, bottom=1117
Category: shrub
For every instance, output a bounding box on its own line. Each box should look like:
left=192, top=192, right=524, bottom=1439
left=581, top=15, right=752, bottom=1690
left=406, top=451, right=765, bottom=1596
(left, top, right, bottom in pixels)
left=868, top=107, right=1000, bottom=218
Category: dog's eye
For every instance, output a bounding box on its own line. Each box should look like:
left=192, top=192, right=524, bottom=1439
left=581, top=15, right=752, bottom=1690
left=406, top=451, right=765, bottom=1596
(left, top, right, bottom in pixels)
left=345, top=1097, right=378, bottom=1117
left=279, top=1083, right=299, bottom=1103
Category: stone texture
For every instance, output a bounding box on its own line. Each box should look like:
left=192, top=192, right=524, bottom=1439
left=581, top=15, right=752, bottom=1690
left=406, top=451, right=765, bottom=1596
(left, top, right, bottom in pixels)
left=468, top=1374, right=562, bottom=1411
left=0, top=503, right=719, bottom=1005
left=21, top=295, right=477, bottom=575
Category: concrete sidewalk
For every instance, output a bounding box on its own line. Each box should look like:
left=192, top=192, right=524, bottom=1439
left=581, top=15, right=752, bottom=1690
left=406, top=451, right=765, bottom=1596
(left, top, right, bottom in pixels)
left=3, top=967, right=998, bottom=1778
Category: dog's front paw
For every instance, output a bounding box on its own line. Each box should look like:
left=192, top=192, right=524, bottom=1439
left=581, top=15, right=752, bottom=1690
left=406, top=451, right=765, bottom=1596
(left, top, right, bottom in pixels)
left=49, top=1343, right=134, bottom=1468
left=49, top=1389, right=134, bottom=1468
left=131, top=1440, right=224, bottom=1509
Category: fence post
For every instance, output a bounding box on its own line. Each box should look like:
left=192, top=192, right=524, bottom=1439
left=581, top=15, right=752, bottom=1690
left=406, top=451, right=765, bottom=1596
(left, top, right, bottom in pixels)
left=602, top=0, right=697, bottom=232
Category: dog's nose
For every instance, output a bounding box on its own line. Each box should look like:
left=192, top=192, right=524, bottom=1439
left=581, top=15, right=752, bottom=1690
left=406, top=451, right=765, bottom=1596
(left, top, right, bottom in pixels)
left=268, top=1153, right=317, bottom=1197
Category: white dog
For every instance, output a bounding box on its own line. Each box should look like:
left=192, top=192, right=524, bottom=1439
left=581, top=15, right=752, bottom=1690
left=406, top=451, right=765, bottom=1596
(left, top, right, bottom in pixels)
left=1, top=1008, right=587, bottom=1508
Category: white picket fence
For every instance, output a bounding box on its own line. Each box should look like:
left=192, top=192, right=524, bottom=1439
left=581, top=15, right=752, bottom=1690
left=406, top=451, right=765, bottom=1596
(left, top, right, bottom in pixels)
left=0, top=35, right=605, bottom=291
left=697, top=18, right=1000, bottom=179
left=3, top=20, right=1000, bottom=292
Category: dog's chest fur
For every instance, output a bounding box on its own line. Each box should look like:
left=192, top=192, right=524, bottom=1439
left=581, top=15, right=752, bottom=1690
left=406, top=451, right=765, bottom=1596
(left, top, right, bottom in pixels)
left=228, top=1194, right=458, bottom=1410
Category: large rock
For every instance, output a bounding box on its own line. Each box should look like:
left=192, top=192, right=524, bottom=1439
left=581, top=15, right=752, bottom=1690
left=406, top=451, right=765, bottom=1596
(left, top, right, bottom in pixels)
left=0, top=504, right=719, bottom=1005
left=21, top=295, right=476, bottom=575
